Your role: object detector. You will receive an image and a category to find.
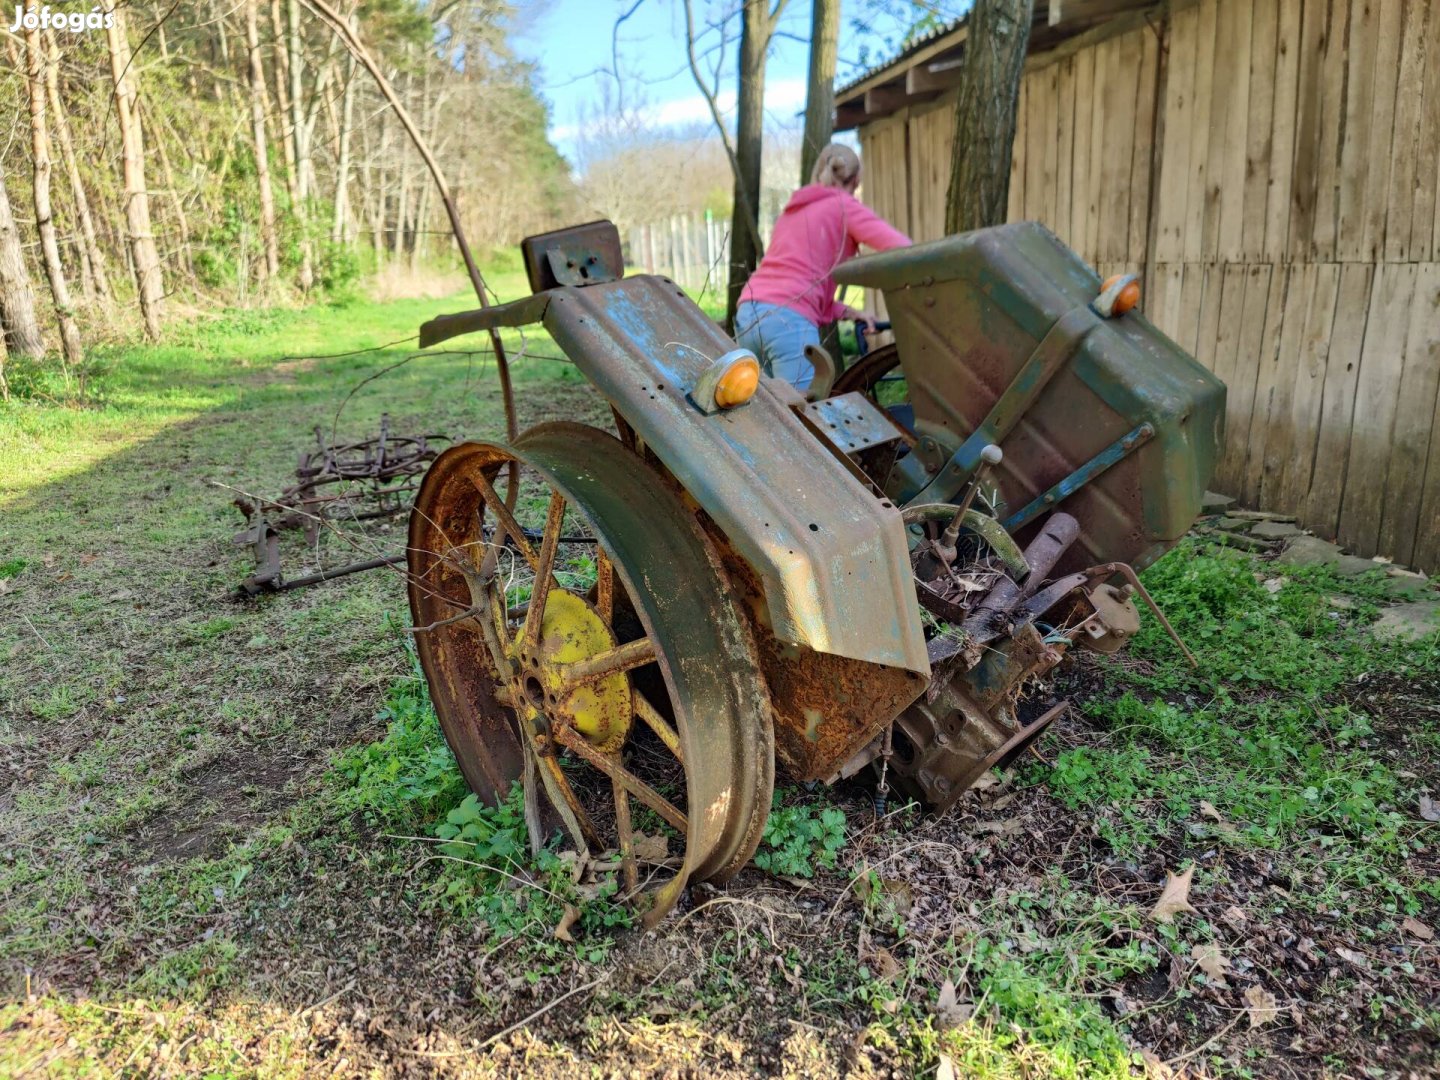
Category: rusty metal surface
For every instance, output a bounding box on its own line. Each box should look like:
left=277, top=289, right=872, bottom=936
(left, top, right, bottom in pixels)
left=834, top=221, right=1225, bottom=577
left=418, top=272, right=929, bottom=677
left=407, top=423, right=773, bottom=923
left=520, top=220, right=625, bottom=292
left=709, top=535, right=926, bottom=783
left=801, top=393, right=905, bottom=455
left=540, top=275, right=930, bottom=677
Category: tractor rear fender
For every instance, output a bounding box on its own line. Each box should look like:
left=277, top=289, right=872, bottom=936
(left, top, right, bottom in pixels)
left=421, top=275, right=930, bottom=679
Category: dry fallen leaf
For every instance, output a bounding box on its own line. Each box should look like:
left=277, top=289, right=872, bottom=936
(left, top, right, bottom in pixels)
left=1221, top=904, right=1249, bottom=930
left=1149, top=865, right=1197, bottom=923
left=1401, top=917, right=1434, bottom=941
left=936, top=1052, right=957, bottom=1080
left=1420, top=794, right=1440, bottom=822
left=1245, top=985, right=1279, bottom=1028
left=631, top=832, right=668, bottom=862
left=935, top=980, right=973, bottom=1030
left=1191, top=942, right=1230, bottom=986
left=1334, top=946, right=1370, bottom=970
left=862, top=946, right=902, bottom=982
left=553, top=904, right=580, bottom=943
left=1199, top=801, right=1224, bottom=822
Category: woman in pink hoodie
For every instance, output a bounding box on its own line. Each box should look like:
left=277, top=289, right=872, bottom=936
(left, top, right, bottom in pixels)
left=735, top=143, right=911, bottom=391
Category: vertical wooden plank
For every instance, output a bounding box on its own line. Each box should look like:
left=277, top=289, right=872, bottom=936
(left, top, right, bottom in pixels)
left=1219, top=263, right=1279, bottom=494
left=1214, top=0, right=1254, bottom=261
left=1243, top=0, right=1279, bottom=260
left=1411, top=349, right=1440, bottom=571
left=1208, top=265, right=1256, bottom=493
left=1054, top=57, right=1076, bottom=246
left=1186, top=0, right=1221, bottom=260
left=1184, top=0, right=1219, bottom=262
left=1042, top=63, right=1060, bottom=230
left=1264, top=0, right=1302, bottom=261
left=1337, top=263, right=1417, bottom=554
left=1247, top=265, right=1312, bottom=504
left=1383, top=1, right=1427, bottom=262
left=1024, top=70, right=1045, bottom=221
left=1236, top=266, right=1291, bottom=501
left=1147, top=262, right=1186, bottom=341
left=1009, top=79, right=1028, bottom=223
left=1104, top=35, right=1141, bottom=262
left=1274, top=263, right=1341, bottom=511
left=1305, top=263, right=1377, bottom=536
left=1129, top=24, right=1160, bottom=264
left=1287, top=0, right=1329, bottom=260
left=1087, top=35, right=1110, bottom=262
left=1173, top=261, right=1209, bottom=356
left=1376, top=264, right=1440, bottom=565
left=1413, top=1, right=1440, bottom=261
left=1361, top=0, right=1404, bottom=261
left=1311, top=0, right=1352, bottom=260
left=1070, top=45, right=1096, bottom=258
left=1336, top=0, right=1380, bottom=261
left=1153, top=2, right=1197, bottom=262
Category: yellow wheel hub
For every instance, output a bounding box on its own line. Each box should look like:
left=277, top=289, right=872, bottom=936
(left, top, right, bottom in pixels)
left=511, top=589, right=632, bottom=754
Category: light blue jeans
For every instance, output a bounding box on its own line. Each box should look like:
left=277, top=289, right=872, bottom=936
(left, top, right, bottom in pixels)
left=735, top=300, right=818, bottom=391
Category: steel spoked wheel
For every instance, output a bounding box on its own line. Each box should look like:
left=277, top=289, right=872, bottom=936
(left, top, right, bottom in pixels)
left=831, top=343, right=903, bottom=405
left=407, top=422, right=773, bottom=926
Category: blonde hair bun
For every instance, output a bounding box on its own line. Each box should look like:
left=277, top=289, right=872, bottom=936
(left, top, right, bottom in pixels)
left=811, top=143, right=861, bottom=189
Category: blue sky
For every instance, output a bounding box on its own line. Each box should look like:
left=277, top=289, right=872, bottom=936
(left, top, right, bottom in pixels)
left=514, top=0, right=955, bottom=162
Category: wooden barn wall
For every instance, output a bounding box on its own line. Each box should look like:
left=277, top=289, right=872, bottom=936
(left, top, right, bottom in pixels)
left=857, top=0, right=1440, bottom=571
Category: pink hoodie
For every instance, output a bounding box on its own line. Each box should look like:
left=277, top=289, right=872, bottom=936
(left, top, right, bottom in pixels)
left=740, top=184, right=911, bottom=326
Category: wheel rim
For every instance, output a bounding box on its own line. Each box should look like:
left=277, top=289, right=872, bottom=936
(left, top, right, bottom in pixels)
left=831, top=342, right=902, bottom=403
left=407, top=422, right=773, bottom=926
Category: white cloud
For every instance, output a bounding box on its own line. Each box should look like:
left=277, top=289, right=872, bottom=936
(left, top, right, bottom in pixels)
left=551, top=77, right=808, bottom=147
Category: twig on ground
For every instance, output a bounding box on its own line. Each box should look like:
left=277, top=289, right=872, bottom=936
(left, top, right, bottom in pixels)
left=477, top=973, right=608, bottom=1049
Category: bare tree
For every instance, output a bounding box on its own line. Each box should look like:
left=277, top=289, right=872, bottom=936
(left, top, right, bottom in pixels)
left=246, top=0, right=281, bottom=281
left=44, top=30, right=111, bottom=303
left=24, top=24, right=83, bottom=368
left=725, top=0, right=788, bottom=328
left=944, top=0, right=1034, bottom=234
left=800, top=0, right=839, bottom=183
left=287, top=0, right=316, bottom=289
left=106, top=2, right=166, bottom=340
left=0, top=176, right=44, bottom=361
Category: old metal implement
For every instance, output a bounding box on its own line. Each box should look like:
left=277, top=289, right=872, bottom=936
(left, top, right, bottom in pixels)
left=407, top=220, right=1224, bottom=925
left=234, top=414, right=444, bottom=595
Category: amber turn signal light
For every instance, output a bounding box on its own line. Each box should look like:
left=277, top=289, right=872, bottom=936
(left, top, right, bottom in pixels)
left=713, top=355, right=760, bottom=408
left=1096, top=274, right=1141, bottom=318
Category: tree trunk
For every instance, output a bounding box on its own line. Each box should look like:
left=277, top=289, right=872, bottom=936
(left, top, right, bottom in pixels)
left=800, top=0, right=840, bottom=184
left=0, top=175, right=44, bottom=360
left=44, top=31, right=111, bottom=303
left=287, top=0, right=315, bottom=290
left=25, top=26, right=83, bottom=368
left=944, top=0, right=1034, bottom=234
left=726, top=0, right=779, bottom=331
left=143, top=101, right=194, bottom=279
left=332, top=43, right=357, bottom=243
left=106, top=3, right=165, bottom=340
left=246, top=0, right=281, bottom=280
left=269, top=0, right=301, bottom=215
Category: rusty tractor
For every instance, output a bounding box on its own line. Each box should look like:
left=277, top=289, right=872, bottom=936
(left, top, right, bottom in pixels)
left=406, top=220, right=1225, bottom=926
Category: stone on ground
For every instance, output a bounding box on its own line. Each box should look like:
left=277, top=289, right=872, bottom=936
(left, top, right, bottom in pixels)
left=1201, top=491, right=1236, bottom=513
left=1250, top=520, right=1304, bottom=540
left=1371, top=601, right=1440, bottom=639
left=1276, top=535, right=1344, bottom=568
